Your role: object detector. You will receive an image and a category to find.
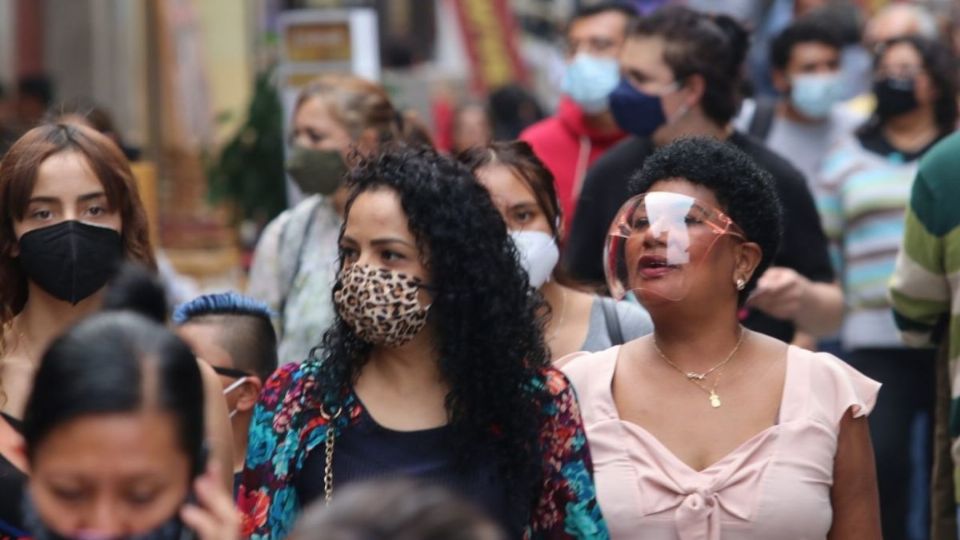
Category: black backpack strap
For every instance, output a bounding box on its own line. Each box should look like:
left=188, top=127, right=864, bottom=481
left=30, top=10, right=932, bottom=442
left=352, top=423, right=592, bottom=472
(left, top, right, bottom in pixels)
left=601, top=297, right=625, bottom=346
left=747, top=97, right=778, bottom=142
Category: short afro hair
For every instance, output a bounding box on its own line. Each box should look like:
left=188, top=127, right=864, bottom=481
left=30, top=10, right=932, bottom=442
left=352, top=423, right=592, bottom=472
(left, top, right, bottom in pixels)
left=770, top=15, right=842, bottom=71
left=568, top=1, right=637, bottom=29
left=627, top=137, right=782, bottom=303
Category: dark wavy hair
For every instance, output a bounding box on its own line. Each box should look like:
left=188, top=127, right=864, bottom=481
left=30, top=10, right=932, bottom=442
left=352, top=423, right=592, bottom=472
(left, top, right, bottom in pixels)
left=770, top=15, right=842, bottom=71
left=458, top=141, right=584, bottom=290
left=631, top=6, right=750, bottom=126
left=314, top=146, right=549, bottom=525
left=629, top=137, right=783, bottom=305
left=861, top=35, right=959, bottom=138
left=457, top=141, right=562, bottom=238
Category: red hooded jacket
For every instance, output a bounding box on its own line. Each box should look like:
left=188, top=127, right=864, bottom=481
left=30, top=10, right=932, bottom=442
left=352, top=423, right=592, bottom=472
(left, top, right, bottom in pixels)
left=520, top=97, right=626, bottom=239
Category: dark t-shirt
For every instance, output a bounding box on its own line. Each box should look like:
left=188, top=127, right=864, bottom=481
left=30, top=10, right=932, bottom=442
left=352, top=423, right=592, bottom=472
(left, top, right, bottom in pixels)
left=0, top=414, right=26, bottom=540
left=564, top=132, right=835, bottom=342
left=296, top=404, right=515, bottom=536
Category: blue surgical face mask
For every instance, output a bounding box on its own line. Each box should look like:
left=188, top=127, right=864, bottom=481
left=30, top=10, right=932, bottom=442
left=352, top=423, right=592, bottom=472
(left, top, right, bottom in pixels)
left=609, top=78, right=683, bottom=138
left=561, top=54, right=621, bottom=114
left=790, top=72, right=844, bottom=119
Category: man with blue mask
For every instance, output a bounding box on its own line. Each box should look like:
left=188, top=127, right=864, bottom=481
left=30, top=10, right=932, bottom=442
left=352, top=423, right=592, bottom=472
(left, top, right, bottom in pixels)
left=173, top=292, right=279, bottom=496
left=735, top=15, right=863, bottom=190
left=520, top=1, right=636, bottom=240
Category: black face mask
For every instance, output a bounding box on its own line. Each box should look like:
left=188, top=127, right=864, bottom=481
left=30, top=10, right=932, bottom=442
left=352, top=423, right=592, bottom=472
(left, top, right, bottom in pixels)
left=21, top=494, right=195, bottom=540
left=17, top=220, right=123, bottom=304
left=874, top=77, right=920, bottom=119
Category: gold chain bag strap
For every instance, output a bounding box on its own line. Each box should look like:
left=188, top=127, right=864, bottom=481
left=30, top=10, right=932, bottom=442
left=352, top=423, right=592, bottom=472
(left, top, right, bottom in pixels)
left=319, top=404, right=342, bottom=504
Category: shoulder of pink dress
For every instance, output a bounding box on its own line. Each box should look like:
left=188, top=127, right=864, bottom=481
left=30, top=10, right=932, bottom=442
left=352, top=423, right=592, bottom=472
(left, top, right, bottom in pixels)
left=789, top=346, right=882, bottom=422
left=557, top=345, right=619, bottom=389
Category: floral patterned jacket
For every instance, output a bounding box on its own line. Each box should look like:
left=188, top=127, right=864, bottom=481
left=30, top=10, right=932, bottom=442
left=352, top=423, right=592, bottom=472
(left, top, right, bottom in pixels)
left=238, top=359, right=609, bottom=540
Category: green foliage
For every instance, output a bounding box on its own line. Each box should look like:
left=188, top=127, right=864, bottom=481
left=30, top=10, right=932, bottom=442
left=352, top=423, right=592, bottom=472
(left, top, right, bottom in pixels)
left=205, top=68, right=287, bottom=224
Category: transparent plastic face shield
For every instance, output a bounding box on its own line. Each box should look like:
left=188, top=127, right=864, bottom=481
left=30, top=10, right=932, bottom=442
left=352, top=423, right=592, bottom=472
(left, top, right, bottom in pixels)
left=604, top=192, right=745, bottom=302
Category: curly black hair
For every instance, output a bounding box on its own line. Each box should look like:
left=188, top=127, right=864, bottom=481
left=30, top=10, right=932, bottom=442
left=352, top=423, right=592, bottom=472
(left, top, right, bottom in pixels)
left=313, top=145, right=549, bottom=525
left=770, top=15, right=842, bottom=71
left=628, top=137, right=783, bottom=304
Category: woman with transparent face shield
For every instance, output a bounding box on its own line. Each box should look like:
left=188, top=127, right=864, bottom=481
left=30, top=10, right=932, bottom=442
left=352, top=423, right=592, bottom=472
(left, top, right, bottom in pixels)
left=459, top=141, right=652, bottom=360
left=559, top=137, right=881, bottom=539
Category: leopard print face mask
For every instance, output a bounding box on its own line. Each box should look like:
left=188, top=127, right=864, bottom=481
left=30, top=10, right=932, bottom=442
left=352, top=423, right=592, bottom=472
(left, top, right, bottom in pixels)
left=333, top=264, right=431, bottom=347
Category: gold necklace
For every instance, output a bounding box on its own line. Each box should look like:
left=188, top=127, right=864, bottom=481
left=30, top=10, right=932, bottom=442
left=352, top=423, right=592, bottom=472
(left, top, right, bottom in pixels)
left=652, top=328, right=747, bottom=408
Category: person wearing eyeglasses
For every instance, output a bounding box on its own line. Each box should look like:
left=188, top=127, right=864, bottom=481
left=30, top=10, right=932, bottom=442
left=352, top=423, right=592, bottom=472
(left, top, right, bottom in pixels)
left=174, top=292, right=279, bottom=495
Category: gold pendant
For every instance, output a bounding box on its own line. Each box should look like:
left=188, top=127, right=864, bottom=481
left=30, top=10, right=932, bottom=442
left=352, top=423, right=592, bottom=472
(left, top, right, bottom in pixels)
left=709, top=390, right=721, bottom=408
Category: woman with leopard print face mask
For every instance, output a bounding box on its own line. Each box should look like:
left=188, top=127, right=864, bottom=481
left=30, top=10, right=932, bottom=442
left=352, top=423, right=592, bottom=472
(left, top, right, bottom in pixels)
left=239, top=146, right=608, bottom=540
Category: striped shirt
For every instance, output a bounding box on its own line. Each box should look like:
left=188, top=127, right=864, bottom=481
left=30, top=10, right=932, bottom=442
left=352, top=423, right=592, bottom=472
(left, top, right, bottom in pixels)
left=818, top=134, right=923, bottom=349
left=889, top=130, right=960, bottom=503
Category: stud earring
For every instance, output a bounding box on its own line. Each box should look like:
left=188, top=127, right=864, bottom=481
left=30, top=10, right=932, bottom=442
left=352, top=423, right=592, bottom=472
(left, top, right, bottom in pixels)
left=735, top=278, right=746, bottom=291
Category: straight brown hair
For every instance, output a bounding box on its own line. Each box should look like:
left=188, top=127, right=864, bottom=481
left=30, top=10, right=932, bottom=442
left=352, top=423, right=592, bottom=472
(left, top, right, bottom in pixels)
left=457, top=141, right=563, bottom=238
left=0, top=123, right=156, bottom=324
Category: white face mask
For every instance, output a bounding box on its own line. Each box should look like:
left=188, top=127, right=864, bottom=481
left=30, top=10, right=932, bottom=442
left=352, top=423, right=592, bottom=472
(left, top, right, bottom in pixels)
left=223, top=377, right=247, bottom=419
left=510, top=230, right=560, bottom=289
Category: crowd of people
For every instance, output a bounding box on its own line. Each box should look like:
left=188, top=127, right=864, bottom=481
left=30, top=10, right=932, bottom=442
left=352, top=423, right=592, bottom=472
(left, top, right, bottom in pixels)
left=1, top=1, right=960, bottom=539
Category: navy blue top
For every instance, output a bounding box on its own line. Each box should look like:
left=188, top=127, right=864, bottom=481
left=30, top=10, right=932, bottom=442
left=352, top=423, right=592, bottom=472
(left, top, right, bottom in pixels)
left=0, top=413, right=26, bottom=540
left=296, top=403, right=514, bottom=535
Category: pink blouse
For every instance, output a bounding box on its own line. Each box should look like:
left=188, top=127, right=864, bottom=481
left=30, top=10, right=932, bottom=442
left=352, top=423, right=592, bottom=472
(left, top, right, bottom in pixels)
left=561, top=345, right=880, bottom=540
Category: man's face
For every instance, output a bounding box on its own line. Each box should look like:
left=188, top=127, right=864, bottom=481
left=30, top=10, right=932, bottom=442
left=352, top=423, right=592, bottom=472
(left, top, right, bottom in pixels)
left=787, top=42, right=841, bottom=77
left=774, top=41, right=841, bottom=93
left=566, top=11, right=630, bottom=60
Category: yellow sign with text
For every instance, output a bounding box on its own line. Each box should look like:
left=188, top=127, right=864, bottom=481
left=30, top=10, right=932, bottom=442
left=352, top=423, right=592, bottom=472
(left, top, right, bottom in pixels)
left=285, top=21, right=352, bottom=63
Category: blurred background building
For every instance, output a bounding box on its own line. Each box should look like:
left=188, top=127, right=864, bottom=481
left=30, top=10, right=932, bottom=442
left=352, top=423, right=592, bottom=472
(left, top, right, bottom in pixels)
left=0, top=0, right=952, bottom=290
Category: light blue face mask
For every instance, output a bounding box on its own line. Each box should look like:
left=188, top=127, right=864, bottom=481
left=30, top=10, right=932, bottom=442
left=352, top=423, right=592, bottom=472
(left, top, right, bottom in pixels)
left=789, top=72, right=844, bottom=119
left=561, top=54, right=621, bottom=114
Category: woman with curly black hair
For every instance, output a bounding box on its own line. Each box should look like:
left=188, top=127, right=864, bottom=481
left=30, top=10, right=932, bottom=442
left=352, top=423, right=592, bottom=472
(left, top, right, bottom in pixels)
left=239, top=146, right=607, bottom=539
left=560, top=137, right=880, bottom=538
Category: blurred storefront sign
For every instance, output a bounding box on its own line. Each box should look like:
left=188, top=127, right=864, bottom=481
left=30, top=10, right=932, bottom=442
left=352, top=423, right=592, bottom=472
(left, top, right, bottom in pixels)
left=278, top=8, right=378, bottom=81
left=282, top=18, right=351, bottom=63
left=450, top=0, right=527, bottom=94
left=277, top=8, right=379, bottom=204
